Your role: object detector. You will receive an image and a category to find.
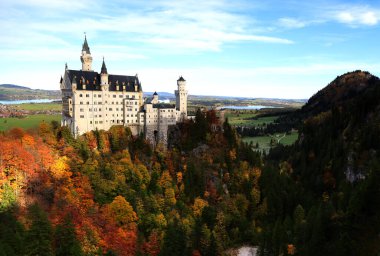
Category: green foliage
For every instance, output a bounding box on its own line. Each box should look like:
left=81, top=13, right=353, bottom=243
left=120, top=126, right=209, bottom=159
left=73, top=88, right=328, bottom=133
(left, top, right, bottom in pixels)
left=55, top=216, right=83, bottom=256
left=0, top=183, right=16, bottom=212
left=25, top=204, right=53, bottom=256
left=0, top=211, right=26, bottom=256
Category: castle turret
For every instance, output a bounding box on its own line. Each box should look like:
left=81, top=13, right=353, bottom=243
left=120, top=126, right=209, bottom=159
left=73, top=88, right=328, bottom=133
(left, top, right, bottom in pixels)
left=80, top=35, right=93, bottom=71
left=175, top=76, right=188, bottom=119
left=100, top=57, right=109, bottom=85
left=152, top=91, right=159, bottom=104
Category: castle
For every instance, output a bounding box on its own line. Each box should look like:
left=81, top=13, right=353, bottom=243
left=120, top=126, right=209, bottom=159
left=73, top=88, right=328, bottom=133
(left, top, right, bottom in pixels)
left=60, top=36, right=188, bottom=145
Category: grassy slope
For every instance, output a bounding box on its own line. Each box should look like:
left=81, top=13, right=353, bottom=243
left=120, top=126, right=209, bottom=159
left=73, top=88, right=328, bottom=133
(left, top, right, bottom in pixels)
left=0, top=114, right=61, bottom=131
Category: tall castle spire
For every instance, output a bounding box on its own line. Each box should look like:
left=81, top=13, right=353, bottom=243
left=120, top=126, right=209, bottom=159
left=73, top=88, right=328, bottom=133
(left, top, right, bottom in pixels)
left=80, top=34, right=93, bottom=71
left=101, top=57, right=108, bottom=74
left=100, top=57, right=109, bottom=86
left=82, top=34, right=91, bottom=54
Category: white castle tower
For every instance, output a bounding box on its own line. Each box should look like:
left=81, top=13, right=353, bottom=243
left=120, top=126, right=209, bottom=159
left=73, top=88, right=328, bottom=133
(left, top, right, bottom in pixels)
left=80, top=35, right=93, bottom=71
left=175, top=76, right=188, bottom=120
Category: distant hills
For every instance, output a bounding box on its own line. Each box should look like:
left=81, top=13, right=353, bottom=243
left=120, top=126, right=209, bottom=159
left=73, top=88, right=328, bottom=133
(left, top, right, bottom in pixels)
left=0, top=84, right=305, bottom=108
left=0, top=84, right=61, bottom=101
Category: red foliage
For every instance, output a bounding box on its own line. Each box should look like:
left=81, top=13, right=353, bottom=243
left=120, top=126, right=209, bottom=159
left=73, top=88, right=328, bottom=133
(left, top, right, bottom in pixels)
left=141, top=231, right=161, bottom=256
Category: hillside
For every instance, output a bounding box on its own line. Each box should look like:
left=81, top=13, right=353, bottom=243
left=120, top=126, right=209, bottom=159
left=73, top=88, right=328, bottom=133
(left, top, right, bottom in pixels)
left=299, top=70, right=378, bottom=118
left=0, top=84, right=61, bottom=100
left=260, top=71, right=380, bottom=255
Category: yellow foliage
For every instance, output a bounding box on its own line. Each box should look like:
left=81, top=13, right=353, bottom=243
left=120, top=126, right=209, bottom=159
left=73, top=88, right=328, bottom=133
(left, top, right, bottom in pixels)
left=164, top=188, right=176, bottom=207
left=51, top=156, right=71, bottom=179
left=192, top=197, right=208, bottom=217
left=107, top=195, right=138, bottom=227
left=155, top=213, right=167, bottom=228
left=158, top=171, right=173, bottom=190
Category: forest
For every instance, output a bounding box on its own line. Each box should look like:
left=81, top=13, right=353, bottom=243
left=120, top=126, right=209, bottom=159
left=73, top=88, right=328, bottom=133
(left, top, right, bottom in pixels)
left=1, top=71, right=380, bottom=255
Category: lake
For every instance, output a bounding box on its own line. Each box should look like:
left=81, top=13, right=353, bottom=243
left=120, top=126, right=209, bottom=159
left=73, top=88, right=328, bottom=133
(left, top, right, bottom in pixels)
left=0, top=99, right=61, bottom=105
left=217, top=105, right=280, bottom=110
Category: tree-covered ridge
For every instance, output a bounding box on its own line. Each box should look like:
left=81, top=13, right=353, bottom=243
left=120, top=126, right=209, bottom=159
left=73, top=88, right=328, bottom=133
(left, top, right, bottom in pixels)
left=0, top=109, right=264, bottom=255
left=259, top=71, right=380, bottom=255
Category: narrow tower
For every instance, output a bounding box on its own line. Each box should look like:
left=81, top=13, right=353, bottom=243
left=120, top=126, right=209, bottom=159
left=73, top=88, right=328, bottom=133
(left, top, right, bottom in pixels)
left=100, top=57, right=109, bottom=85
left=80, top=35, right=93, bottom=71
left=175, top=76, right=188, bottom=119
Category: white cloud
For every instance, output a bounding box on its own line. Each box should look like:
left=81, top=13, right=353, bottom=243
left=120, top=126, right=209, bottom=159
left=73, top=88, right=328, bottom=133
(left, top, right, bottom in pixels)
left=278, top=18, right=307, bottom=29
left=334, top=7, right=380, bottom=26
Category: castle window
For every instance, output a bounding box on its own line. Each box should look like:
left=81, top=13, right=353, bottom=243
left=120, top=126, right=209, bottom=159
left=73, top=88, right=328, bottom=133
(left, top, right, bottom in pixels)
left=98, top=94, right=101, bottom=97
left=79, top=94, right=83, bottom=97
left=95, top=121, right=98, bottom=124
left=90, top=121, right=92, bottom=124
left=99, top=121, right=103, bottom=124
left=135, top=102, right=137, bottom=105
left=80, top=101, right=83, bottom=104
left=80, top=108, right=84, bottom=112
left=99, top=115, right=102, bottom=117
left=99, top=108, right=101, bottom=111
left=94, top=95, right=96, bottom=98
left=113, top=95, right=116, bottom=98
left=87, top=102, right=89, bottom=104
left=109, top=108, right=112, bottom=111
left=80, top=115, right=84, bottom=118
left=119, top=95, right=123, bottom=98
left=86, top=94, right=89, bottom=97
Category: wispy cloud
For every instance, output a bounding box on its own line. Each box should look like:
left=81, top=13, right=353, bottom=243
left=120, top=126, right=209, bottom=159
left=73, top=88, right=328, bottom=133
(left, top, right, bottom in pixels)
left=334, top=8, right=379, bottom=26
left=278, top=18, right=307, bottom=29
left=0, top=0, right=293, bottom=56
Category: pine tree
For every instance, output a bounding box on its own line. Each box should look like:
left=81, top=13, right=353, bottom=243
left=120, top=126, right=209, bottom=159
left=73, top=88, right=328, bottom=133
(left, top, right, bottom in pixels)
left=55, top=215, right=83, bottom=256
left=25, top=204, right=53, bottom=256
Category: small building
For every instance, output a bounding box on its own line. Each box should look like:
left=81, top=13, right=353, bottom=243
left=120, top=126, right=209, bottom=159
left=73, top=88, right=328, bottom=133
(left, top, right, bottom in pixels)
left=60, top=36, right=188, bottom=146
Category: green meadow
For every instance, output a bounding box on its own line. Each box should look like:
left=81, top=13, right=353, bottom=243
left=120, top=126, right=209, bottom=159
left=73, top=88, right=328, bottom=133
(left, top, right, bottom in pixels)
left=13, top=103, right=61, bottom=111
left=0, top=114, right=61, bottom=131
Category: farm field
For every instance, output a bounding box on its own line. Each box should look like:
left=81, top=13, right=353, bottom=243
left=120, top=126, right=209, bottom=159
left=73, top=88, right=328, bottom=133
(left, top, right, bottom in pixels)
left=242, top=131, right=298, bottom=152
left=225, top=111, right=278, bottom=127
left=13, top=102, right=61, bottom=111
left=0, top=114, right=60, bottom=131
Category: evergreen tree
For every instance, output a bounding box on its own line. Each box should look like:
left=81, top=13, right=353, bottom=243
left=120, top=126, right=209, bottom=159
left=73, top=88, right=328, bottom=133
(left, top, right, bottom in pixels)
left=160, top=221, right=188, bottom=256
left=25, top=204, right=53, bottom=256
left=55, top=215, right=83, bottom=256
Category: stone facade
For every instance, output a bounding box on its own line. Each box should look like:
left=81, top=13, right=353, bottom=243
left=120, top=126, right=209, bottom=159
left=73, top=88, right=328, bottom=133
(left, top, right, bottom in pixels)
left=60, top=36, right=188, bottom=146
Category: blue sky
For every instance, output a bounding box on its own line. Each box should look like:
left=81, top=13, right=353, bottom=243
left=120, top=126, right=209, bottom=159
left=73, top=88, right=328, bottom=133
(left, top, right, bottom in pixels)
left=0, top=0, right=379, bottom=99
